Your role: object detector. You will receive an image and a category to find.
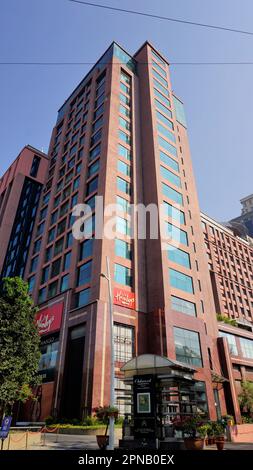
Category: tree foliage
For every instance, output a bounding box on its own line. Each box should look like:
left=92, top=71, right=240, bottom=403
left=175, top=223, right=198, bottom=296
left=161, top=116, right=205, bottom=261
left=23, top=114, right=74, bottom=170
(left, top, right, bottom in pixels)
left=0, top=277, right=41, bottom=417
left=238, top=381, right=253, bottom=415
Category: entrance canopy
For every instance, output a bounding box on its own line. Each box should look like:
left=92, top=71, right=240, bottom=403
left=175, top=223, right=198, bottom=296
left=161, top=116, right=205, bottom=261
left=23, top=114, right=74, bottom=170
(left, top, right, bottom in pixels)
left=121, top=354, right=196, bottom=380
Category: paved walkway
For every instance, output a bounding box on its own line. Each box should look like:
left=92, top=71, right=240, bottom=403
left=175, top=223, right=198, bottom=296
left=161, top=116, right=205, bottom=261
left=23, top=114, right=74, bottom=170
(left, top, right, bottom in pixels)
left=30, top=434, right=253, bottom=451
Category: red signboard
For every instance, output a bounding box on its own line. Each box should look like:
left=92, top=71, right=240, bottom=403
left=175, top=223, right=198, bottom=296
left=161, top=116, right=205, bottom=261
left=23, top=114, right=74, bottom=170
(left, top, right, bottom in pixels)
left=35, top=302, right=63, bottom=336
left=113, top=288, right=135, bottom=310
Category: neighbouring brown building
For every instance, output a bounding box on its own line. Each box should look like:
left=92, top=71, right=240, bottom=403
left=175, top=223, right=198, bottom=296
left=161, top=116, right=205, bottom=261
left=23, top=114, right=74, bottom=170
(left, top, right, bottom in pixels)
left=201, top=212, right=253, bottom=423
left=2, top=42, right=234, bottom=423
left=0, top=145, right=48, bottom=279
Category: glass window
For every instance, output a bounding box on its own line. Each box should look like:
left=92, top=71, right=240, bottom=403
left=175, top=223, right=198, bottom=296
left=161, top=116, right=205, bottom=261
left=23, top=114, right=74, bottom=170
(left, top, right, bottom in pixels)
left=41, top=265, right=50, bottom=284
left=120, top=93, right=130, bottom=106
left=66, top=231, right=73, bottom=248
left=154, top=88, right=171, bottom=108
left=88, top=160, right=100, bottom=178
left=160, top=150, right=179, bottom=173
left=115, top=239, right=132, bottom=260
left=219, top=331, right=238, bottom=356
left=48, top=280, right=58, bottom=299
left=152, top=68, right=168, bottom=88
left=116, top=216, right=130, bottom=235
left=33, top=238, right=42, bottom=255
left=115, top=263, right=132, bottom=287
left=38, top=287, right=47, bottom=303
left=152, top=59, right=167, bottom=77
left=168, top=244, right=190, bottom=268
left=60, top=274, right=69, bottom=292
left=155, top=99, right=172, bottom=119
left=94, top=103, right=104, bottom=120
left=153, top=79, right=169, bottom=97
left=119, top=130, right=131, bottom=146
left=76, top=287, right=90, bottom=307
left=120, top=70, right=131, bottom=85
left=28, top=275, right=36, bottom=293
left=169, top=268, right=193, bottom=293
left=151, top=49, right=166, bottom=66
left=90, top=129, right=102, bottom=147
left=163, top=201, right=185, bottom=224
left=157, top=123, right=175, bottom=143
left=117, top=177, right=131, bottom=195
left=54, top=238, right=64, bottom=256
left=92, top=116, right=103, bottom=133
left=158, top=136, right=177, bottom=157
left=63, top=251, right=71, bottom=271
left=30, top=256, right=39, bottom=272
left=51, top=258, right=61, bottom=278
left=171, top=296, right=196, bottom=317
left=116, top=194, right=129, bottom=211
left=162, top=183, right=183, bottom=206
left=114, top=323, right=134, bottom=362
left=118, top=160, right=131, bottom=177
left=38, top=336, right=59, bottom=382
left=120, top=82, right=130, bottom=94
left=86, top=176, right=98, bottom=196
left=167, top=222, right=188, bottom=246
left=90, top=143, right=101, bottom=161
left=174, top=327, right=202, bottom=367
left=80, top=238, right=93, bottom=260
left=240, top=337, right=253, bottom=359
left=160, top=166, right=181, bottom=188
left=57, top=218, right=67, bottom=236
left=73, top=177, right=80, bottom=190
left=119, top=104, right=130, bottom=118
left=156, top=110, right=173, bottom=129
left=119, top=116, right=131, bottom=131
left=119, top=144, right=131, bottom=161
left=77, top=260, right=92, bottom=286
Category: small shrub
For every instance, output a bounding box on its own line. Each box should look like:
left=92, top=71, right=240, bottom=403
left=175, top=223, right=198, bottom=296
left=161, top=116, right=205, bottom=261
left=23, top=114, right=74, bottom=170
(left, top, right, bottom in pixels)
left=45, top=416, right=55, bottom=425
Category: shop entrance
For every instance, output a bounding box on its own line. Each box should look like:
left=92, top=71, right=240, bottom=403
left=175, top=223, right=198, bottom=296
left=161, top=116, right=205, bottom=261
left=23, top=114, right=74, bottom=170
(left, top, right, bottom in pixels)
left=61, top=325, right=85, bottom=420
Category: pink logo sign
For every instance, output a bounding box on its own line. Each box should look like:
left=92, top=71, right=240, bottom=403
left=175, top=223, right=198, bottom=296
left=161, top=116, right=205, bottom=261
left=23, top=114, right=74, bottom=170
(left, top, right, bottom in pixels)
left=35, top=302, right=63, bottom=335
left=113, top=288, right=135, bottom=310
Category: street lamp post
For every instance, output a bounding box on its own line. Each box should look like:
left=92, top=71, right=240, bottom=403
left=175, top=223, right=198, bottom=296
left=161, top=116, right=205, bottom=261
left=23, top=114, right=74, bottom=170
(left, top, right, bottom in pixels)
left=101, top=256, right=115, bottom=450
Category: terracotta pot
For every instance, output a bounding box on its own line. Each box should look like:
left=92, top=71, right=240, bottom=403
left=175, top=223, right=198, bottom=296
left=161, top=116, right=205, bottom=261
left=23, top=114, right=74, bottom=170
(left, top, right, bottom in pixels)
left=184, top=438, right=204, bottom=450
left=215, top=437, right=225, bottom=451
left=208, top=437, right=215, bottom=445
left=96, top=435, right=109, bottom=450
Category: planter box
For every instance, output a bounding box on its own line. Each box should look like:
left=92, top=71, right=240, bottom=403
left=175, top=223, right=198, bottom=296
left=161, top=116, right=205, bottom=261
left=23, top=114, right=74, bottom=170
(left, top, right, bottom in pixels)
left=229, top=424, right=253, bottom=443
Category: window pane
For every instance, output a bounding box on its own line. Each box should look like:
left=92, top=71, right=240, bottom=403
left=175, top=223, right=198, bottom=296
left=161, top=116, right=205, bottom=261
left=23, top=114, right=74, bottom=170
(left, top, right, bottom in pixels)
left=163, top=202, right=185, bottom=225
left=169, top=268, right=193, bottom=293
left=160, top=166, right=181, bottom=188
left=168, top=244, right=190, bottom=268
left=114, top=263, right=132, bottom=286
left=171, top=296, right=196, bottom=317
left=174, top=327, right=202, bottom=367
left=162, top=183, right=183, bottom=205
left=77, top=261, right=92, bottom=286
left=115, top=239, right=132, bottom=260
left=76, top=287, right=90, bottom=307
left=160, top=151, right=179, bottom=173
left=157, top=122, right=175, bottom=143
left=158, top=136, right=177, bottom=157
left=167, top=223, right=188, bottom=245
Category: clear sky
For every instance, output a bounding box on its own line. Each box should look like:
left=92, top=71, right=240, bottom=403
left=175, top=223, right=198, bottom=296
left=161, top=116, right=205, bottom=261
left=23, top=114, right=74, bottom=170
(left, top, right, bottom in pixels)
left=1, top=0, right=252, bottom=221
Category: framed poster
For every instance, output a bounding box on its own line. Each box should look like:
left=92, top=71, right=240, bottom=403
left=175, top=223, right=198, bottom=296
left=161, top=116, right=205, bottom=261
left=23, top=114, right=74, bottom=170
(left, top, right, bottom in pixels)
left=137, top=392, right=151, bottom=413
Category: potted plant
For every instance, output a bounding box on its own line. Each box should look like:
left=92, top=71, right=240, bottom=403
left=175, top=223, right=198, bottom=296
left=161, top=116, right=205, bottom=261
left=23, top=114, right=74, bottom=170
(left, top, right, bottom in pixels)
left=93, top=406, right=119, bottom=449
left=212, top=421, right=226, bottom=451
left=206, top=421, right=215, bottom=445
left=179, top=414, right=207, bottom=450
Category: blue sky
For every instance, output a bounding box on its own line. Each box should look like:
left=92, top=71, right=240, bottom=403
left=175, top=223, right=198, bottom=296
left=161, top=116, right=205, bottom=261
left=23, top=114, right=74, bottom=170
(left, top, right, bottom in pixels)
left=1, top=0, right=252, bottom=220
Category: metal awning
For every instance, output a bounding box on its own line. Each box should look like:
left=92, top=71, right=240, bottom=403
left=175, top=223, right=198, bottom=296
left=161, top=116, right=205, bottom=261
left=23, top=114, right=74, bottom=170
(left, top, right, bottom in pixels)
left=120, top=354, right=196, bottom=379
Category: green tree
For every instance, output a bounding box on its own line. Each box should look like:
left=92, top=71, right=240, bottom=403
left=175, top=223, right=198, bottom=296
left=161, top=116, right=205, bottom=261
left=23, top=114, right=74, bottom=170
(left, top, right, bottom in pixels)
left=238, top=381, right=253, bottom=415
left=0, top=277, right=41, bottom=420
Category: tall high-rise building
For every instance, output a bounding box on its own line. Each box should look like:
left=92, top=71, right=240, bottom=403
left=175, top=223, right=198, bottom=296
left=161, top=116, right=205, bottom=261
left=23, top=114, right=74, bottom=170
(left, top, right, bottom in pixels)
left=0, top=145, right=48, bottom=280
left=15, top=41, right=226, bottom=422
left=229, top=194, right=253, bottom=239
left=201, top=212, right=253, bottom=422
